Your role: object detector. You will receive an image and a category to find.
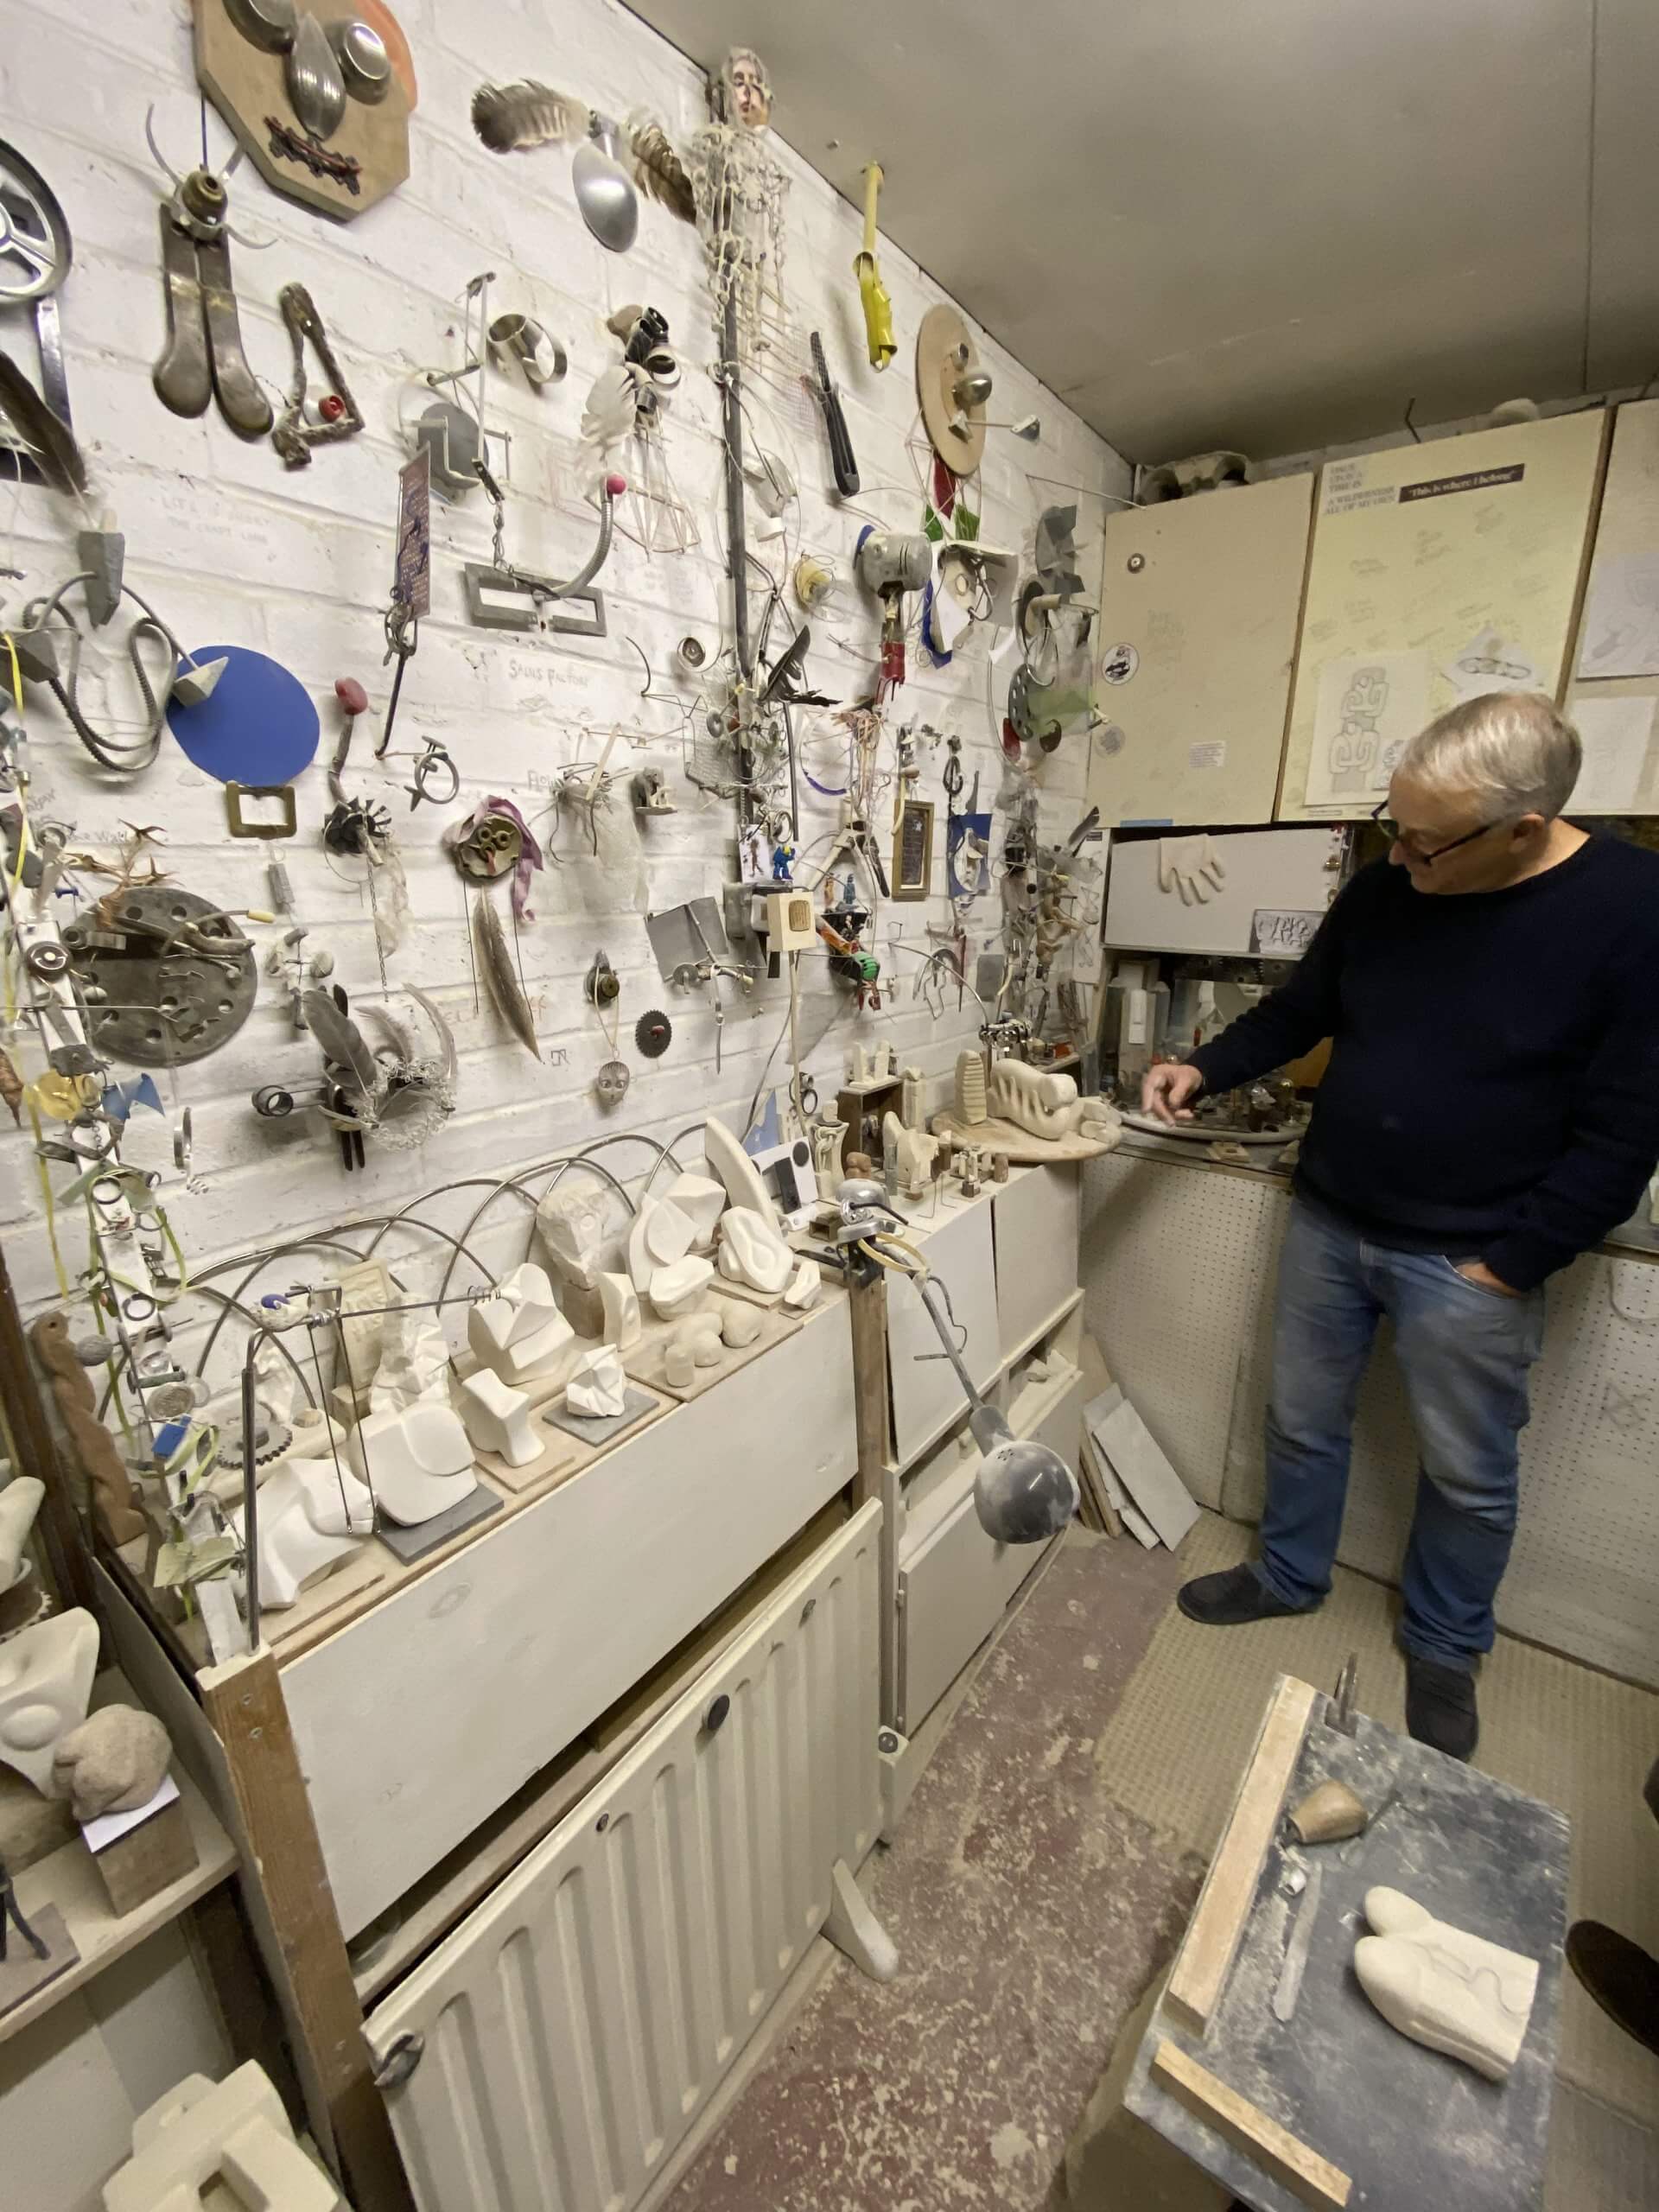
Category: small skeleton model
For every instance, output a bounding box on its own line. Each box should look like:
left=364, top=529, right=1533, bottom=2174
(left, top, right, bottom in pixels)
left=684, top=47, right=788, bottom=357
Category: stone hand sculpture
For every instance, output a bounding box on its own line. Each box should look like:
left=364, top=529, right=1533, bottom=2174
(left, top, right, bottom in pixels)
left=0, top=1608, right=100, bottom=1792
left=1354, top=1886, right=1539, bottom=2082
left=49, top=1705, right=172, bottom=1823
left=600, top=1271, right=642, bottom=1348
left=536, top=1184, right=613, bottom=1287
left=717, top=1207, right=793, bottom=1294
left=467, top=1263, right=577, bottom=1388
left=248, top=1456, right=374, bottom=1608
left=566, top=1344, right=628, bottom=1418
left=346, top=1403, right=475, bottom=1526
left=457, top=1371, right=538, bottom=1467
left=29, top=1312, right=146, bottom=1546
left=882, top=1110, right=938, bottom=1198
left=0, top=1477, right=45, bottom=1591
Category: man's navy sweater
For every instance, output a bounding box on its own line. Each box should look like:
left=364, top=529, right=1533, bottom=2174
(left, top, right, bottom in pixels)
left=1186, top=836, right=1659, bottom=1289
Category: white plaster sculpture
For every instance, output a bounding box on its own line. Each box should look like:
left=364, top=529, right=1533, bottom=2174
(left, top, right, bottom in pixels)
left=673, top=1314, right=724, bottom=1368
left=0, top=1608, right=100, bottom=1791
left=467, top=1263, right=577, bottom=1388
left=651, top=1255, right=714, bottom=1319
left=0, top=1476, right=45, bottom=1591
left=703, top=1116, right=780, bottom=1223
left=368, top=1305, right=449, bottom=1414
left=900, top=1066, right=927, bottom=1130
left=566, top=1344, right=628, bottom=1418
left=536, top=1183, right=612, bottom=1287
left=785, top=1260, right=822, bottom=1312
left=984, top=1059, right=1124, bottom=1148
left=810, top=1112, right=848, bottom=1184
left=457, top=1370, right=538, bottom=1468
left=882, top=1111, right=939, bottom=1198
left=717, top=1207, right=793, bottom=1294
left=955, top=1050, right=988, bottom=1126
left=665, top=1172, right=726, bottom=1251
left=851, top=1046, right=872, bottom=1084
left=249, top=1457, right=374, bottom=1610
left=49, top=1704, right=171, bottom=1822
left=600, top=1270, right=642, bottom=1349
left=1353, top=1886, right=1539, bottom=2082
left=252, top=1337, right=305, bottom=1428
left=664, top=1338, right=696, bottom=1389
left=872, top=1042, right=895, bottom=1081
left=347, top=1404, right=476, bottom=1527
left=645, top=1197, right=696, bottom=1268
left=105, top=2063, right=344, bottom=2212
left=719, top=1300, right=761, bottom=1349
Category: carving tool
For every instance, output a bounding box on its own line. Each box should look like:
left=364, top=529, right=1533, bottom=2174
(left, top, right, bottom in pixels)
left=1273, top=1860, right=1322, bottom=2022
left=808, top=331, right=859, bottom=496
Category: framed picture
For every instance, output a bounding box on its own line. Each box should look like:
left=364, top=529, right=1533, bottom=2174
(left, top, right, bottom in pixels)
left=892, top=798, right=934, bottom=900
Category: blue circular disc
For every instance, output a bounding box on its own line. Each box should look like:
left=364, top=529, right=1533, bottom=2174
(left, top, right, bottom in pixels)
left=166, top=645, right=321, bottom=786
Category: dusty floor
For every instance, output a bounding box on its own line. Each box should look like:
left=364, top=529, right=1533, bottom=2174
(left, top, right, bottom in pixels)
left=660, top=1529, right=1198, bottom=2212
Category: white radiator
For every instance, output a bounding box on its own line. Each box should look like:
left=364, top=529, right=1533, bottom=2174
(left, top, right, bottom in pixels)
left=365, top=1503, right=883, bottom=2212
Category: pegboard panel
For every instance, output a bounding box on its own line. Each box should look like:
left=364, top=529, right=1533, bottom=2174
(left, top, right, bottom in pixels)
left=1085, top=1154, right=1659, bottom=1687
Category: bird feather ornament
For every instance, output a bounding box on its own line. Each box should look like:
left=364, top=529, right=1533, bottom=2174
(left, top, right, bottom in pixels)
left=407, top=985, right=458, bottom=1087
left=474, top=898, right=541, bottom=1061
left=581, top=361, right=644, bottom=456
left=626, top=113, right=695, bottom=225
left=471, top=80, right=592, bottom=154
left=301, top=986, right=381, bottom=1096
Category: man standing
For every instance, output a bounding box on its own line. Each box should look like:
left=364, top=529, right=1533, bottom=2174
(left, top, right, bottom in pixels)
left=1142, top=693, right=1659, bottom=1758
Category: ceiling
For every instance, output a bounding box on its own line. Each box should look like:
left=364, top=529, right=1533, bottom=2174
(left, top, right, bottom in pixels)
left=624, top=0, right=1659, bottom=465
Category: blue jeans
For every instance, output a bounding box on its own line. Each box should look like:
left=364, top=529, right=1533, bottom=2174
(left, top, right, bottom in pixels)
left=1255, top=1196, right=1547, bottom=1669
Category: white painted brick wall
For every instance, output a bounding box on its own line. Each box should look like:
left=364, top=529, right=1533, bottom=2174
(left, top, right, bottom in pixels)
left=0, top=0, right=1130, bottom=1357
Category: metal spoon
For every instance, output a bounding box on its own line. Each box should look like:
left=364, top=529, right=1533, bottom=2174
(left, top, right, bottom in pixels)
left=571, top=115, right=639, bottom=254
left=287, top=10, right=346, bottom=141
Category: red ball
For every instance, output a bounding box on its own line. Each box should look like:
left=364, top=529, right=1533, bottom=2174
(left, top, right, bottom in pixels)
left=320, top=394, right=346, bottom=422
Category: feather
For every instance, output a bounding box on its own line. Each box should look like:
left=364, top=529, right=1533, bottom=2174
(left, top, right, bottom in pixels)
left=407, top=985, right=459, bottom=1088
left=472, top=79, right=589, bottom=154
left=626, top=113, right=696, bottom=225
left=581, top=362, right=641, bottom=453
left=363, top=1005, right=415, bottom=1065
left=301, top=986, right=381, bottom=1096
left=0, top=349, right=88, bottom=497
left=474, top=899, right=541, bottom=1061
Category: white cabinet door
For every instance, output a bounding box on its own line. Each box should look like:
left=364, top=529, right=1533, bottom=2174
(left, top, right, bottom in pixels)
left=993, top=1165, right=1081, bottom=1363
left=365, top=1504, right=882, bottom=2212
left=887, top=1200, right=1000, bottom=1468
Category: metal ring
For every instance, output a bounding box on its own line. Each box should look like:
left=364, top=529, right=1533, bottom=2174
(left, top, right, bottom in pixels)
left=412, top=745, right=460, bottom=806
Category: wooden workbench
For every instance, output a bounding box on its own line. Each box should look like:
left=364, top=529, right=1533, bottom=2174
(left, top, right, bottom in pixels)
left=1124, top=1674, right=1570, bottom=2211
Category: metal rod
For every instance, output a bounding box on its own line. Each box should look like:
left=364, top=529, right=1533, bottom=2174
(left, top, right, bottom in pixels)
left=240, top=1338, right=259, bottom=1649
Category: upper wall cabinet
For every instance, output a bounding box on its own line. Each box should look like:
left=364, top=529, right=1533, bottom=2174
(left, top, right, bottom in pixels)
left=1565, top=398, right=1659, bottom=814
left=1277, top=412, right=1609, bottom=820
left=1088, top=473, right=1314, bottom=828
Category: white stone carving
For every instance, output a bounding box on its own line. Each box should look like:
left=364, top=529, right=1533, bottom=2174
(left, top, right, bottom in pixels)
left=955, top=1050, right=988, bottom=1125
left=882, top=1110, right=938, bottom=1197
left=566, top=1344, right=628, bottom=1419
left=0, top=1477, right=45, bottom=1592
left=716, top=1207, right=793, bottom=1294
left=536, top=1184, right=612, bottom=1287
left=457, top=1371, right=538, bottom=1467
left=703, top=1116, right=779, bottom=1223
left=1354, top=1886, right=1539, bottom=2082
left=719, top=1300, right=762, bottom=1348
left=600, top=1271, right=642, bottom=1349
left=346, top=1403, right=475, bottom=1526
left=0, top=1608, right=99, bottom=1792
left=467, top=1263, right=576, bottom=1388
left=784, top=1261, right=822, bottom=1311
left=651, top=1255, right=715, bottom=1319
left=665, top=1173, right=727, bottom=1250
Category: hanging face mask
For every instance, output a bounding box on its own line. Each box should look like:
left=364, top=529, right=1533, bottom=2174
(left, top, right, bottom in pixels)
left=595, top=1059, right=630, bottom=1108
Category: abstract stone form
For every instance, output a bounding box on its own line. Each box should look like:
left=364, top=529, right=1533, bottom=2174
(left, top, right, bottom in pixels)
left=955, top=1050, right=988, bottom=1126
left=346, top=1403, right=474, bottom=1525
left=665, top=1173, right=726, bottom=1250
left=716, top=1208, right=793, bottom=1294
left=49, top=1705, right=172, bottom=1823
left=719, top=1300, right=761, bottom=1348
left=1354, top=1886, right=1539, bottom=2082
left=882, top=1110, right=938, bottom=1197
left=0, top=1609, right=100, bottom=1791
left=600, top=1271, right=642, bottom=1348
left=249, top=1455, right=374, bottom=1607
left=467, top=1263, right=576, bottom=1387
left=457, top=1370, right=537, bottom=1467
left=536, top=1183, right=612, bottom=1287
left=566, top=1344, right=628, bottom=1418
left=651, top=1255, right=714, bottom=1319
left=784, top=1261, right=822, bottom=1311
left=0, top=1478, right=45, bottom=1591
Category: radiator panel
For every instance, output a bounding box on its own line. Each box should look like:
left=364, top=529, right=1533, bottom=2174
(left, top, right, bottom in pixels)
left=367, top=1503, right=882, bottom=2212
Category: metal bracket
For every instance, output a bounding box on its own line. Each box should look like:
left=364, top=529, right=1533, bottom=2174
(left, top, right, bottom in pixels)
left=225, top=782, right=297, bottom=838
left=462, top=563, right=606, bottom=637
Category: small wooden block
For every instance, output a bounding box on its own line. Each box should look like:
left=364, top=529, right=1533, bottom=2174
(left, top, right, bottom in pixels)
left=0, top=1902, right=79, bottom=2018
left=0, top=1765, right=75, bottom=1873
left=1166, top=1674, right=1318, bottom=2032
left=1151, top=2041, right=1351, bottom=2209
left=91, top=1798, right=200, bottom=1918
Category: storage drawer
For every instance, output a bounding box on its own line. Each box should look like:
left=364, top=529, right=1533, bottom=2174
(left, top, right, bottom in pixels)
left=993, top=1166, right=1081, bottom=1363
left=284, top=1302, right=858, bottom=1938
left=366, top=1503, right=882, bottom=2212
left=899, top=1464, right=1057, bottom=1733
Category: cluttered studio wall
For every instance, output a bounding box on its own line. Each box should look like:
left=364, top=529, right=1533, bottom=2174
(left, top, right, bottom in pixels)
left=0, top=0, right=1125, bottom=1342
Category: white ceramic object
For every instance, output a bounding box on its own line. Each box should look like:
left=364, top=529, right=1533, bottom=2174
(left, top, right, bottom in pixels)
left=244, top=1458, right=372, bottom=1610
left=626, top=1204, right=658, bottom=1294
left=882, top=1110, right=938, bottom=1196
left=900, top=1066, right=926, bottom=1129
left=784, top=1260, right=822, bottom=1312
left=645, top=1196, right=695, bottom=1268
left=716, top=1207, right=793, bottom=1294
left=600, top=1271, right=642, bottom=1349
left=987, top=1058, right=1084, bottom=1139
left=673, top=1316, right=724, bottom=1368
left=536, top=1184, right=612, bottom=1287
left=703, top=1116, right=779, bottom=1223
left=368, top=1306, right=449, bottom=1414
left=955, top=1049, right=988, bottom=1125
left=719, top=1300, right=761, bottom=1349
left=665, top=1173, right=726, bottom=1250
left=0, top=1608, right=99, bottom=1790
left=664, top=1340, right=696, bottom=1389
left=566, top=1344, right=628, bottom=1418
left=457, top=1371, right=537, bottom=1467
left=0, top=1477, right=45, bottom=1591
left=347, top=1404, right=475, bottom=1526
left=1354, top=1887, right=1538, bottom=2082
left=467, top=1263, right=576, bottom=1387
left=651, top=1255, right=714, bottom=1319
left=105, top=2062, right=344, bottom=2212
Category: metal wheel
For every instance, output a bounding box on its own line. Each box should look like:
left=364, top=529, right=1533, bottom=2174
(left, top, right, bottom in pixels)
left=0, top=140, right=71, bottom=305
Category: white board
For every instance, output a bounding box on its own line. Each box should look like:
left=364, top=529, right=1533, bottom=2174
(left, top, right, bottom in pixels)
left=1103, top=826, right=1345, bottom=956
left=886, top=1199, right=1001, bottom=1469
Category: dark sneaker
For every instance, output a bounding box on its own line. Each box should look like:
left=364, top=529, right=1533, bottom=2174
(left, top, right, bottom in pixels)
left=1405, top=1653, right=1478, bottom=1761
left=1566, top=1921, right=1659, bottom=2056
left=1177, top=1563, right=1306, bottom=1627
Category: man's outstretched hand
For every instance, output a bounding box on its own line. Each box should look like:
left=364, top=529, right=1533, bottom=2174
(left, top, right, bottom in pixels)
left=1141, top=1061, right=1203, bottom=1125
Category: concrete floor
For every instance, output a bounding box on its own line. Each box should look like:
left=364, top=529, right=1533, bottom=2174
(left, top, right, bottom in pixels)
left=661, top=1529, right=1198, bottom=2212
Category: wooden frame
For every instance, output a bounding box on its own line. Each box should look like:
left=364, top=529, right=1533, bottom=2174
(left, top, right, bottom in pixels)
left=891, top=797, right=934, bottom=899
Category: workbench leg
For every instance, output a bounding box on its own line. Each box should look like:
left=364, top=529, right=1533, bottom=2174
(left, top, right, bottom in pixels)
left=201, top=1649, right=414, bottom=2212
left=847, top=1270, right=901, bottom=1728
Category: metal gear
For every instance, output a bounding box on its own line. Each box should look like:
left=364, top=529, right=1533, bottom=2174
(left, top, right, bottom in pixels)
left=635, top=1008, right=672, bottom=1058
left=216, top=1417, right=292, bottom=1472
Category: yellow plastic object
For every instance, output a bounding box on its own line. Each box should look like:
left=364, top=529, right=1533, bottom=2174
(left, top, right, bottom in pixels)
left=854, top=162, right=895, bottom=370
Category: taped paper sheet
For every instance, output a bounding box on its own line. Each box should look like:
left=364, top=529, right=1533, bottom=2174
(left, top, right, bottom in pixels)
left=1577, top=552, right=1659, bottom=682
left=1442, top=627, right=1542, bottom=701
left=1302, top=652, right=1430, bottom=808
left=1569, top=695, right=1659, bottom=813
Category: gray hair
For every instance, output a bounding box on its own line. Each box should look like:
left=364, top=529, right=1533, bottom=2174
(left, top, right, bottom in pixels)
left=1398, top=690, right=1581, bottom=822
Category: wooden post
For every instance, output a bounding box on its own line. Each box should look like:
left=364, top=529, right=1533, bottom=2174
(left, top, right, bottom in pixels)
left=847, top=1262, right=903, bottom=1726
left=200, top=1649, right=415, bottom=2212
left=0, top=1238, right=97, bottom=1615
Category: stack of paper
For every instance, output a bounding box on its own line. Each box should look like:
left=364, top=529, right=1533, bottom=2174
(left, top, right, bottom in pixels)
left=1083, top=1386, right=1198, bottom=1552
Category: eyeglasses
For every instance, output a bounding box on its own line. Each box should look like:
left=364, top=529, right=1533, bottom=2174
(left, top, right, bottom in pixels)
left=1370, top=801, right=1503, bottom=864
